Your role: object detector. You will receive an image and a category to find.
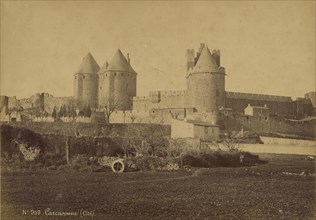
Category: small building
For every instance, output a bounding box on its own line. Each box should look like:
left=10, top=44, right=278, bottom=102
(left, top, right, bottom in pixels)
left=171, top=118, right=219, bottom=141
left=244, top=104, right=270, bottom=121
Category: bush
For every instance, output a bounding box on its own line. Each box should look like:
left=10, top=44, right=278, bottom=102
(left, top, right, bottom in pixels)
left=133, top=156, right=167, bottom=170
left=181, top=151, right=260, bottom=168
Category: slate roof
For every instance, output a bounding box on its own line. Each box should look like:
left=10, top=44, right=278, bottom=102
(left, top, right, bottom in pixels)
left=75, top=52, right=100, bottom=74
left=193, top=46, right=219, bottom=71
left=106, top=49, right=136, bottom=74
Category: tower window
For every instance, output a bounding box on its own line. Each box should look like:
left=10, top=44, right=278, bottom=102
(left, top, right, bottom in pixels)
left=114, top=73, right=116, bottom=76
left=100, top=86, right=102, bottom=90
left=106, top=74, right=108, bottom=77
left=83, top=76, right=85, bottom=79
left=121, top=73, right=123, bottom=76
left=216, top=89, right=220, bottom=96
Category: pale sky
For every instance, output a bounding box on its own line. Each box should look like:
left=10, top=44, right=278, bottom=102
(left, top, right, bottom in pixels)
left=1, top=1, right=315, bottom=99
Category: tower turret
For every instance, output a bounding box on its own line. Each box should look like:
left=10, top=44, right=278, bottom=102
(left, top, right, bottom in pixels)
left=73, top=52, right=100, bottom=108
left=186, top=45, right=225, bottom=113
left=98, top=49, right=137, bottom=110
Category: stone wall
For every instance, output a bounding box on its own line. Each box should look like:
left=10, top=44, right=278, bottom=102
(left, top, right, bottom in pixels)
left=43, top=94, right=74, bottom=114
left=225, top=92, right=294, bottom=117
left=133, top=90, right=187, bottom=111
left=99, top=71, right=136, bottom=110
left=74, top=73, right=98, bottom=108
left=225, top=114, right=315, bottom=138
left=187, top=73, right=225, bottom=112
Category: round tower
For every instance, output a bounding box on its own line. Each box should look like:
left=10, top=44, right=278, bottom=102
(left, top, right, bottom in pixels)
left=98, top=49, right=137, bottom=110
left=186, top=45, right=225, bottom=113
left=73, top=52, right=100, bottom=108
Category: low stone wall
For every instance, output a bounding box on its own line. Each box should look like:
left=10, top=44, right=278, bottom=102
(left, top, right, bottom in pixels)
left=260, top=136, right=316, bottom=146
left=239, top=144, right=315, bottom=156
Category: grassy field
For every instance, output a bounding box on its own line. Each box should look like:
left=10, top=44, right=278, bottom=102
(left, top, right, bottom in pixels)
left=1, top=154, right=315, bottom=220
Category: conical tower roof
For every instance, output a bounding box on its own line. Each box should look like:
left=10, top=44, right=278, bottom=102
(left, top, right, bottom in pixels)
left=106, top=49, right=136, bottom=74
left=75, top=52, right=100, bottom=74
left=194, top=46, right=218, bottom=70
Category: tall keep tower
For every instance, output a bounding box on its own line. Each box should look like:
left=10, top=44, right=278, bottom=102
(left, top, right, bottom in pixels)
left=98, top=49, right=137, bottom=110
left=186, top=44, right=226, bottom=112
left=73, top=52, right=100, bottom=108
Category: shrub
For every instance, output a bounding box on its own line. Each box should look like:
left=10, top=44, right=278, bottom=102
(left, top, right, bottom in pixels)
left=181, top=151, right=259, bottom=168
left=133, top=156, right=167, bottom=170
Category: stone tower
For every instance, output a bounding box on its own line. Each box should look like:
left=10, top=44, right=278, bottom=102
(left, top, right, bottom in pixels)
left=186, top=44, right=226, bottom=112
left=73, top=52, right=100, bottom=108
left=98, top=49, right=137, bottom=110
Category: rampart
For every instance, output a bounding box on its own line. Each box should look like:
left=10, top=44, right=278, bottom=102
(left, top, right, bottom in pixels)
left=225, top=91, right=294, bottom=117
left=133, top=90, right=187, bottom=111
left=226, top=92, right=292, bottom=102
left=221, top=114, right=315, bottom=138
left=3, top=93, right=74, bottom=114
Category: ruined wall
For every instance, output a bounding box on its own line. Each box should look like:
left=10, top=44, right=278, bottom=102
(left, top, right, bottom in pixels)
left=43, top=94, right=74, bottom=114
left=7, top=93, right=44, bottom=110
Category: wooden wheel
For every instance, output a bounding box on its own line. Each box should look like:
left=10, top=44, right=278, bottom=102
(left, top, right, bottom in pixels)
left=111, top=159, right=126, bottom=173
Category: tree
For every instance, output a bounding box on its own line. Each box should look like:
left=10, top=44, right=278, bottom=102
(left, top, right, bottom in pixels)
left=58, top=105, right=66, bottom=118
left=86, top=105, right=92, bottom=117
left=102, top=98, right=122, bottom=123
left=129, top=113, right=137, bottom=123
left=139, top=124, right=168, bottom=156
left=68, top=105, right=77, bottom=118
left=109, top=124, right=168, bottom=157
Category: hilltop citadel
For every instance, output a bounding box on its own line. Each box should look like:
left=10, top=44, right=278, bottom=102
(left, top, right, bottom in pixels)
left=1, top=43, right=315, bottom=137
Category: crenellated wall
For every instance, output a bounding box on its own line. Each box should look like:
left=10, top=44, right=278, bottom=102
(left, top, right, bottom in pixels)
left=133, top=90, right=187, bottom=111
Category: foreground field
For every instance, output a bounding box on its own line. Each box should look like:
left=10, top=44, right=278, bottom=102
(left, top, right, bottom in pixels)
left=1, top=154, right=315, bottom=220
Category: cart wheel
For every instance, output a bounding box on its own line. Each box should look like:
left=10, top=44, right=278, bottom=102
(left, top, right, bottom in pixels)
left=111, top=159, right=126, bottom=173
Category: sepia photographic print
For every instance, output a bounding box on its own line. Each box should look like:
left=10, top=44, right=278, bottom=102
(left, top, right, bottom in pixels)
left=1, top=1, right=315, bottom=219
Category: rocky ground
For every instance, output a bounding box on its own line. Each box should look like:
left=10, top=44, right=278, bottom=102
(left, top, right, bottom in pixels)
left=1, top=154, right=315, bottom=220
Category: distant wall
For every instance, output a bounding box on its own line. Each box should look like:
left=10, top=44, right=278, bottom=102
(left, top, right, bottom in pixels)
left=223, top=114, right=315, bottom=138
left=43, top=94, right=74, bottom=113
left=225, top=92, right=294, bottom=117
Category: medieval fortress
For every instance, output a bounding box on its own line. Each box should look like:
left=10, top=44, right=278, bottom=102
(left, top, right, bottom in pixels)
left=1, top=43, right=315, bottom=129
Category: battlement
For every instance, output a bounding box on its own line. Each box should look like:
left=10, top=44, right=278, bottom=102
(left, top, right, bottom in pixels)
left=226, top=91, right=292, bottom=102
left=150, top=90, right=186, bottom=97
left=133, top=96, right=148, bottom=101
